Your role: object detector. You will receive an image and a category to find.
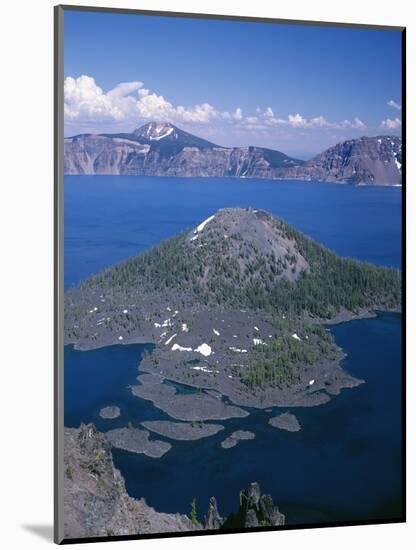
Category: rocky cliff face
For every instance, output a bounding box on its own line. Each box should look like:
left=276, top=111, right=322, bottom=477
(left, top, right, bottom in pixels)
left=64, top=121, right=303, bottom=178
left=64, top=122, right=402, bottom=185
left=286, top=135, right=402, bottom=185
left=63, top=423, right=285, bottom=540
left=63, top=424, right=198, bottom=539
left=205, top=483, right=285, bottom=530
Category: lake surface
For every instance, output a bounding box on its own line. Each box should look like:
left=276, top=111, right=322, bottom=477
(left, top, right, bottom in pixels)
left=64, top=175, right=403, bottom=526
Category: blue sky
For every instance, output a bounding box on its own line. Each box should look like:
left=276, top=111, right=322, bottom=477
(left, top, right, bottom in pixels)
left=64, top=10, right=403, bottom=158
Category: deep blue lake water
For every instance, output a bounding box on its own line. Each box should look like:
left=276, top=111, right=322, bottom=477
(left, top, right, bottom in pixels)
left=64, top=175, right=403, bottom=526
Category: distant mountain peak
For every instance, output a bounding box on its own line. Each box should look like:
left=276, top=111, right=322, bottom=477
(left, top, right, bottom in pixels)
left=131, top=121, right=218, bottom=150
left=134, top=121, right=176, bottom=141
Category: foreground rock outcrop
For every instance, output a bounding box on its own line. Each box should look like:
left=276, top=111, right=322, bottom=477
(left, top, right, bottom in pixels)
left=63, top=424, right=285, bottom=539
left=64, top=121, right=401, bottom=185
left=204, top=497, right=224, bottom=530
left=222, top=482, right=285, bottom=528
left=63, top=424, right=197, bottom=539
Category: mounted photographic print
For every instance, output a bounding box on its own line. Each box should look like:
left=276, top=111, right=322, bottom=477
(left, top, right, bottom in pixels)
left=54, top=5, right=405, bottom=544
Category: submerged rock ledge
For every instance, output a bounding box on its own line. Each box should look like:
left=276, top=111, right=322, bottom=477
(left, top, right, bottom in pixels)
left=132, top=380, right=249, bottom=422
left=99, top=406, right=121, bottom=420
left=268, top=412, right=301, bottom=432
left=221, top=430, right=255, bottom=449
left=106, top=427, right=171, bottom=458
left=141, top=420, right=224, bottom=441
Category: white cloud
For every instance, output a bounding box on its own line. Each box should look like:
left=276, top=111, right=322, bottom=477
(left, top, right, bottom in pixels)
left=387, top=99, right=401, bottom=111
left=107, top=81, right=144, bottom=99
left=134, top=92, right=174, bottom=121
left=64, top=75, right=367, bottom=136
left=232, top=108, right=243, bottom=121
left=255, top=109, right=365, bottom=130
left=288, top=113, right=308, bottom=127
left=176, top=102, right=219, bottom=123
left=340, top=117, right=366, bottom=129
left=245, top=116, right=260, bottom=125
left=64, top=75, right=136, bottom=122
left=64, top=75, right=220, bottom=126
left=308, top=116, right=329, bottom=128
left=241, top=117, right=267, bottom=131
left=381, top=117, right=402, bottom=129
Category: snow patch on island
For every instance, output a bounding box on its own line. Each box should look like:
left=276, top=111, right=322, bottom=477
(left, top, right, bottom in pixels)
left=195, top=215, right=215, bottom=233
left=171, top=343, right=193, bottom=352
left=229, top=346, right=247, bottom=353
left=191, top=365, right=219, bottom=373
left=253, top=338, right=265, bottom=346
left=164, top=333, right=177, bottom=346
left=194, top=343, right=212, bottom=357
left=154, top=318, right=173, bottom=328
left=170, top=342, right=213, bottom=356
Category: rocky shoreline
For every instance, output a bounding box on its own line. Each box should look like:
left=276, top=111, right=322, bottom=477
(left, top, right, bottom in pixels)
left=68, top=305, right=370, bottom=421
left=65, top=302, right=375, bottom=422
left=64, top=304, right=396, bottom=415
left=321, top=306, right=401, bottom=325
left=140, top=351, right=363, bottom=410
